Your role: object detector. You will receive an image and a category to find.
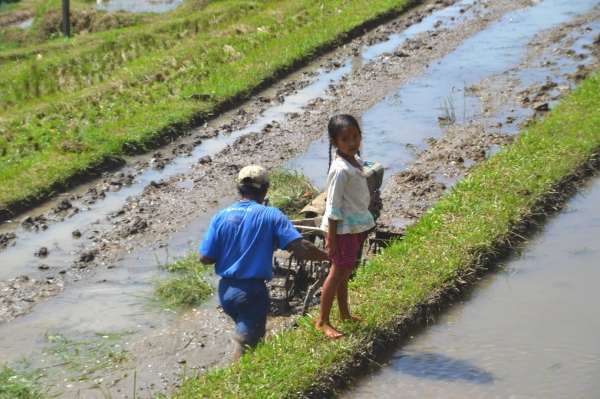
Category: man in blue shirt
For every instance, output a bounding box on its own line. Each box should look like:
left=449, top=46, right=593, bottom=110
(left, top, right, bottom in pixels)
left=200, top=165, right=328, bottom=361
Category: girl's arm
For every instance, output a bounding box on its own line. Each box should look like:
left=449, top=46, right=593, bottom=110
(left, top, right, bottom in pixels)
left=326, top=218, right=338, bottom=255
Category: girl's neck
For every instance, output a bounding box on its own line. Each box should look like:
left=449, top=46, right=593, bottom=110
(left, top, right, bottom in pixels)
left=336, top=150, right=360, bottom=168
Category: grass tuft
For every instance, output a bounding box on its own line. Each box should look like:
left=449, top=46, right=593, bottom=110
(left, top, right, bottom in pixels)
left=438, top=87, right=456, bottom=125
left=0, top=363, right=44, bottom=399
left=152, top=251, right=215, bottom=309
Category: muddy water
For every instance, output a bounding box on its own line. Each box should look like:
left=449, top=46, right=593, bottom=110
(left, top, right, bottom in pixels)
left=291, top=0, right=599, bottom=189
left=339, top=175, right=600, bottom=399
left=9, top=0, right=580, bottom=268
left=1, top=0, right=599, bottom=396
left=0, top=0, right=475, bottom=278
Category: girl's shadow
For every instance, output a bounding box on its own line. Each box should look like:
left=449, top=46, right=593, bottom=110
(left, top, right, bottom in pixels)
left=389, top=351, right=495, bottom=384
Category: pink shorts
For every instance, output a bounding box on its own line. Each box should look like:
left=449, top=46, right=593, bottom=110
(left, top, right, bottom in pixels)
left=326, top=232, right=365, bottom=270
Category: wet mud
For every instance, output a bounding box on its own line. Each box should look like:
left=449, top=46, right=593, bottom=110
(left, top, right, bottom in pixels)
left=1, top=0, right=600, bottom=396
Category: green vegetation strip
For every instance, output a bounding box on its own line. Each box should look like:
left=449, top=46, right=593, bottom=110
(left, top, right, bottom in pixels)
left=172, top=74, right=600, bottom=398
left=0, top=0, right=414, bottom=214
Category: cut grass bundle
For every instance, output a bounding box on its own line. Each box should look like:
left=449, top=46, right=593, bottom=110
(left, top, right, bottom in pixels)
left=267, top=167, right=322, bottom=219
left=171, top=73, right=600, bottom=398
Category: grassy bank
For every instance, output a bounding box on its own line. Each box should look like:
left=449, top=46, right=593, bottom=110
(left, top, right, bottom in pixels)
left=0, top=0, right=415, bottom=217
left=171, top=74, right=600, bottom=398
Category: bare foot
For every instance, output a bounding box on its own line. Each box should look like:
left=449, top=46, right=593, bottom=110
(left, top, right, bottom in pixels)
left=322, top=324, right=344, bottom=339
left=340, top=314, right=362, bottom=323
left=315, top=321, right=344, bottom=339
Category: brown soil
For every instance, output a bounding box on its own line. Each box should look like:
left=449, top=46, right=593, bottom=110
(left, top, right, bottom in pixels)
left=1, top=0, right=599, bottom=396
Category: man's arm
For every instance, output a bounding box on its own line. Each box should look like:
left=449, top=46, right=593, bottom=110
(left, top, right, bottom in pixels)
left=286, top=238, right=329, bottom=261
left=199, top=254, right=216, bottom=265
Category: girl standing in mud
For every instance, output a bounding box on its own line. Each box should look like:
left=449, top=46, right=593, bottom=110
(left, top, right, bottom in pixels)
left=315, top=114, right=375, bottom=339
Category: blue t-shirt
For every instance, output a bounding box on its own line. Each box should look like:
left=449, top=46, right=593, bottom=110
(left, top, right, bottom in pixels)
left=199, top=200, right=302, bottom=280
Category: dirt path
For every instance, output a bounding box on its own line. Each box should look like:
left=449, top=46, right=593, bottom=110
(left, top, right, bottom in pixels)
left=1, top=0, right=599, bottom=396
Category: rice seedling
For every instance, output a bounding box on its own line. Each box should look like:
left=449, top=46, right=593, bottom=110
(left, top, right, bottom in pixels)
left=438, top=87, right=456, bottom=125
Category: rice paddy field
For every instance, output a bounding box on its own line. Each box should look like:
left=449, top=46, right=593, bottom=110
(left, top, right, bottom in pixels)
left=0, top=0, right=415, bottom=217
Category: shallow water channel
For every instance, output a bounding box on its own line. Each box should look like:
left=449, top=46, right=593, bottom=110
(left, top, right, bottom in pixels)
left=94, top=0, right=185, bottom=14
left=0, top=0, right=599, bottom=396
left=339, top=174, right=600, bottom=399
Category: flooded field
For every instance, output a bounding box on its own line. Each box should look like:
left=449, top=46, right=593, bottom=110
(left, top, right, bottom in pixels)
left=1, top=0, right=599, bottom=396
left=340, top=174, right=600, bottom=398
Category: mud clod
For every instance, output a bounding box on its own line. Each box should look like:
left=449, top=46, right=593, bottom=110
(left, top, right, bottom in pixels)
left=21, top=216, right=34, bottom=226
left=121, top=217, right=149, bottom=236
left=532, top=101, right=549, bottom=111
left=173, top=143, right=195, bottom=157
left=198, top=155, right=212, bottom=165
left=53, top=199, right=73, bottom=212
left=35, top=247, right=49, bottom=257
left=76, top=250, right=95, bottom=263
left=104, top=172, right=134, bottom=191
left=0, top=232, right=17, bottom=248
left=81, top=187, right=106, bottom=204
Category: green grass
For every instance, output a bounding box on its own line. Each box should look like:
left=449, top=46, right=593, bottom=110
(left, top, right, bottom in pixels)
left=168, top=74, right=600, bottom=398
left=0, top=0, right=416, bottom=215
left=0, top=1, right=20, bottom=11
left=0, top=363, right=44, bottom=399
left=152, top=251, right=215, bottom=309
